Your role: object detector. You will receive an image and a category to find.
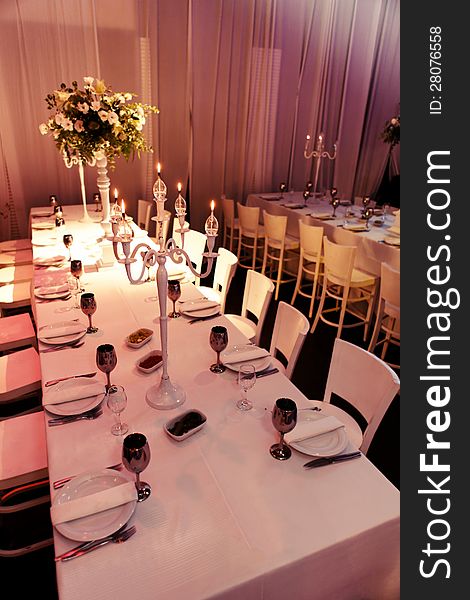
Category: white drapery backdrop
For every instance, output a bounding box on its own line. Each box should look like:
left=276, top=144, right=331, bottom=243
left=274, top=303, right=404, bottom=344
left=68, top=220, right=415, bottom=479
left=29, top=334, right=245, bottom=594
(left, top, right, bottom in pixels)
left=0, top=0, right=399, bottom=238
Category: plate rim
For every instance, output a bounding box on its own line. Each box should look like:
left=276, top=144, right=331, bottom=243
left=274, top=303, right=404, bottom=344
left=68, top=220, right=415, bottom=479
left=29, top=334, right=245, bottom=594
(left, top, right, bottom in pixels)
left=287, top=412, right=348, bottom=457
left=53, top=469, right=136, bottom=541
left=38, top=320, right=87, bottom=345
left=44, top=388, right=105, bottom=416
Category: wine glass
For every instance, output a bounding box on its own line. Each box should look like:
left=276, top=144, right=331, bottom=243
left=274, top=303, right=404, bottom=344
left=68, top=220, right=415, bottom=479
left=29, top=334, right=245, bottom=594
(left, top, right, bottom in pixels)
left=81, top=292, right=98, bottom=333
left=279, top=182, right=287, bottom=199
left=362, top=195, right=370, bottom=209
left=270, top=398, right=297, bottom=460
left=331, top=187, right=338, bottom=199
left=302, top=189, right=310, bottom=206
left=306, top=180, right=313, bottom=192
left=63, top=234, right=73, bottom=261
left=96, top=344, right=117, bottom=390
left=168, top=280, right=181, bottom=318
left=209, top=326, right=228, bottom=373
left=70, top=259, right=83, bottom=292
left=49, top=195, right=57, bottom=209
left=122, top=433, right=151, bottom=502
left=106, top=385, right=129, bottom=436
left=93, top=192, right=101, bottom=212
left=331, top=197, right=340, bottom=217
left=363, top=206, right=374, bottom=229
left=237, top=364, right=256, bottom=411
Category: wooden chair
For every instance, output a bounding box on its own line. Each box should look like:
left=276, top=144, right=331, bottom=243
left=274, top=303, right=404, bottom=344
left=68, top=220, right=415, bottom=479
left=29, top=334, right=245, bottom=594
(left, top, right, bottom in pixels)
left=0, top=265, right=34, bottom=286
left=269, top=301, right=309, bottom=380
left=0, top=314, right=36, bottom=354
left=137, top=199, right=153, bottom=232
left=0, top=282, right=32, bottom=317
left=236, top=203, right=265, bottom=270
left=291, top=221, right=323, bottom=318
left=222, top=198, right=240, bottom=253
left=197, top=247, right=238, bottom=313
left=310, top=237, right=378, bottom=341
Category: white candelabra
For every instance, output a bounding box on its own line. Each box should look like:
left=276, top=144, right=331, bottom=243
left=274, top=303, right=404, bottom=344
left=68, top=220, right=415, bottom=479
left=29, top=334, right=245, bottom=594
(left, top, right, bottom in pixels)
left=303, top=132, right=338, bottom=197
left=111, top=166, right=219, bottom=410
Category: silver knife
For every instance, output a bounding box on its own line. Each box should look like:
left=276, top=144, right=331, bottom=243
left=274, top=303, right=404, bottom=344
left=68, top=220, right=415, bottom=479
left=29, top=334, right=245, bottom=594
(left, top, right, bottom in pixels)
left=255, top=368, right=279, bottom=378
left=188, top=312, right=221, bottom=324
left=303, top=452, right=362, bottom=469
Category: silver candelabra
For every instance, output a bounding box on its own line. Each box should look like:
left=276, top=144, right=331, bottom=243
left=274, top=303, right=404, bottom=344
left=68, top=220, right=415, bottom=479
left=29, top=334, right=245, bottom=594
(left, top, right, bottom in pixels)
left=304, top=132, right=338, bottom=197
left=111, top=169, right=219, bottom=410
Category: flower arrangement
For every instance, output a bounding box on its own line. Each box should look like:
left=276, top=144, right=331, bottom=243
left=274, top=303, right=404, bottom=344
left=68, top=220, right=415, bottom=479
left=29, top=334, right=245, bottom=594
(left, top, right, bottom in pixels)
left=39, top=77, right=159, bottom=166
left=381, top=114, right=400, bottom=148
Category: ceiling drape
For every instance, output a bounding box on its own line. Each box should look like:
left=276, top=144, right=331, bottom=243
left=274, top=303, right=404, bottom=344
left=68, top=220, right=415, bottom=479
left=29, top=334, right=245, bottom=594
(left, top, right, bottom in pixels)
left=0, top=0, right=399, bottom=238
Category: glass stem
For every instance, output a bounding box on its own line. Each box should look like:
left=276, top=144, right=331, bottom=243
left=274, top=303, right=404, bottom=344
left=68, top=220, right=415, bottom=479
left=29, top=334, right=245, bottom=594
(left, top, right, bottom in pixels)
left=88, top=314, right=93, bottom=329
left=135, top=472, right=141, bottom=490
left=216, top=351, right=220, bottom=366
left=115, top=413, right=121, bottom=431
left=279, top=432, right=285, bottom=448
left=106, top=373, right=111, bottom=390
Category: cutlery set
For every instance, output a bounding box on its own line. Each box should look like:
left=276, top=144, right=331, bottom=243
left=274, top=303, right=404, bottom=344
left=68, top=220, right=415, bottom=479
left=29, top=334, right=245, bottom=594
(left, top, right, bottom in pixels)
left=303, top=451, right=362, bottom=469
left=40, top=340, right=85, bottom=353
left=37, top=294, right=72, bottom=303
left=188, top=312, right=221, bottom=324
left=45, top=372, right=97, bottom=387
left=48, top=405, right=103, bottom=427
left=53, top=462, right=123, bottom=490
left=55, top=525, right=136, bottom=562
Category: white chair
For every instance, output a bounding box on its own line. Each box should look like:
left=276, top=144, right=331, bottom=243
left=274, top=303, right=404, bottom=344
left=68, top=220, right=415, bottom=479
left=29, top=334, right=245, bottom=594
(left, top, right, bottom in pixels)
left=0, top=314, right=36, bottom=353
left=310, top=237, right=378, bottom=340
left=0, top=281, right=32, bottom=317
left=291, top=221, right=323, bottom=318
left=225, top=270, right=274, bottom=345
left=261, top=211, right=299, bottom=301
left=222, top=198, right=240, bottom=253
left=368, top=263, right=400, bottom=368
left=269, top=301, right=309, bottom=379
left=137, top=199, right=153, bottom=232
left=236, top=203, right=265, bottom=270
left=0, top=264, right=34, bottom=286
left=181, top=229, right=207, bottom=284
left=197, top=247, right=238, bottom=313
left=310, top=338, right=400, bottom=454
left=0, top=347, right=42, bottom=406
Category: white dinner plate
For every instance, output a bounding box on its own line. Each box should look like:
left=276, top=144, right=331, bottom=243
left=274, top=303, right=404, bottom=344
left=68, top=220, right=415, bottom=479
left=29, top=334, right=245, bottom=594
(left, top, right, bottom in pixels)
left=181, top=305, right=221, bottom=318
left=45, top=382, right=104, bottom=417
left=383, top=236, right=400, bottom=247
left=220, top=346, right=272, bottom=373
left=38, top=320, right=87, bottom=345
left=32, top=222, right=55, bottom=230
left=287, top=411, right=348, bottom=457
left=35, top=290, right=70, bottom=300
left=34, top=255, right=66, bottom=267
left=32, top=210, right=53, bottom=218
left=32, top=239, right=56, bottom=246
left=53, top=469, right=137, bottom=541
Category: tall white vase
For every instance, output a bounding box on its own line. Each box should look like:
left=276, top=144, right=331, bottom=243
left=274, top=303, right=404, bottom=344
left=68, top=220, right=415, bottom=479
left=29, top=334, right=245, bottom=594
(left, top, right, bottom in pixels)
left=78, top=161, right=93, bottom=223
left=95, top=152, right=111, bottom=226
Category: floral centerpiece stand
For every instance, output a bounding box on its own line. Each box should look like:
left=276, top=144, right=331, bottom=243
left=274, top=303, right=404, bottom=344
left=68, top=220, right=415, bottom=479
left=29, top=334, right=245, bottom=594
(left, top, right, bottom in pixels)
left=40, top=77, right=158, bottom=227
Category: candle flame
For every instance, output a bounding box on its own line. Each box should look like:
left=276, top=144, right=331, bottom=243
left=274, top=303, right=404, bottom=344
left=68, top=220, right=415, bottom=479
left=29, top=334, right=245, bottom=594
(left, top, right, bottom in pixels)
left=211, top=200, right=215, bottom=212
left=306, top=134, right=310, bottom=140
left=177, top=182, right=182, bottom=192
left=157, top=162, right=161, bottom=174
left=121, top=200, right=125, bottom=214
left=114, top=188, right=118, bottom=199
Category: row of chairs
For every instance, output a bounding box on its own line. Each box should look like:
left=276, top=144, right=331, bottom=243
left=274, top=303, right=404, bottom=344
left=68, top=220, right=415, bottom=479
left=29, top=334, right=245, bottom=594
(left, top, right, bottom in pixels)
left=222, top=198, right=400, bottom=366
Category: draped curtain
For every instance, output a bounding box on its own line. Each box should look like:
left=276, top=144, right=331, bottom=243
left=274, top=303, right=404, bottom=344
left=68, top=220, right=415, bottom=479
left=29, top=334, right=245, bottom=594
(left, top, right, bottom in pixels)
left=0, top=0, right=399, bottom=238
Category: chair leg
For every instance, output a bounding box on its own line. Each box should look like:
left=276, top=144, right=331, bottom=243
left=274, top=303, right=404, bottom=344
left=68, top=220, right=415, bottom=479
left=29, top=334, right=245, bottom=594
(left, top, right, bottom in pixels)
left=367, top=303, right=384, bottom=353
left=262, top=242, right=268, bottom=275
left=310, top=283, right=326, bottom=334
left=291, top=257, right=303, bottom=306
left=336, top=285, right=349, bottom=339
left=309, top=262, right=320, bottom=319
left=252, top=237, right=258, bottom=271
left=363, top=282, right=378, bottom=342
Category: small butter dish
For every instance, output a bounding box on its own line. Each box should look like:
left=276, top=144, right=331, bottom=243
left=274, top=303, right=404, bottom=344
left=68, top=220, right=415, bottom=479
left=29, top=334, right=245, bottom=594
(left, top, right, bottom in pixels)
left=136, top=350, right=163, bottom=374
left=164, top=409, right=207, bottom=441
left=126, top=328, right=153, bottom=349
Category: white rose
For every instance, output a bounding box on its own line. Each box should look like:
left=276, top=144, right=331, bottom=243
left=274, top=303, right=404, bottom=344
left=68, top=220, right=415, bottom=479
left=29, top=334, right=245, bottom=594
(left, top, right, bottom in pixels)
left=39, top=123, right=48, bottom=135
left=135, top=122, right=143, bottom=132
left=107, top=111, right=119, bottom=125
left=136, top=106, right=144, bottom=117
left=62, top=118, right=73, bottom=131
left=98, top=110, right=108, bottom=122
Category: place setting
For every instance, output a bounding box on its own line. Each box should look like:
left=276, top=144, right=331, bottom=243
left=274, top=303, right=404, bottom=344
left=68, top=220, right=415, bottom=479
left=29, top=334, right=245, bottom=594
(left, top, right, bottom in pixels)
left=176, top=285, right=222, bottom=323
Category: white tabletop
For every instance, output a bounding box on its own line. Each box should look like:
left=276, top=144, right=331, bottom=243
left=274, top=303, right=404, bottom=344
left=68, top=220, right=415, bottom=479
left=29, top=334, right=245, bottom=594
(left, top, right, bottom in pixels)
left=247, top=192, right=400, bottom=276
left=31, top=208, right=400, bottom=600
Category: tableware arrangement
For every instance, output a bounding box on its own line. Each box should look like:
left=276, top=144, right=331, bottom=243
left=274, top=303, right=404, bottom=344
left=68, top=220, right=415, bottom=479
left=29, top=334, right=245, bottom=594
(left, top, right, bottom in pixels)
left=56, top=524, right=136, bottom=562
left=40, top=340, right=85, bottom=353
left=122, top=433, right=152, bottom=502
left=237, top=364, right=256, bottom=411
left=38, top=320, right=87, bottom=346
left=81, top=292, right=98, bottom=333
left=164, top=409, right=207, bottom=441
left=167, top=280, right=182, bottom=318
left=188, top=312, right=221, bottom=324
left=51, top=468, right=137, bottom=541
left=270, top=398, right=297, bottom=460
left=43, top=378, right=106, bottom=417
left=107, top=385, right=129, bottom=436
left=45, top=372, right=97, bottom=387
left=48, top=405, right=103, bottom=426
left=53, top=462, right=123, bottom=490
left=220, top=344, right=271, bottom=373
left=179, top=298, right=221, bottom=318
left=209, top=325, right=228, bottom=373
left=303, top=451, right=361, bottom=469
left=96, top=344, right=117, bottom=389
left=284, top=413, right=348, bottom=457
left=63, top=234, right=73, bottom=261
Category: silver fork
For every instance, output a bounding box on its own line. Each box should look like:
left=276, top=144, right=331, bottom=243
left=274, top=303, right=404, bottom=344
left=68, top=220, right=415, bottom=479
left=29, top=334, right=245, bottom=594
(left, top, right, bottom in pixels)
left=40, top=340, right=85, bottom=353
left=55, top=525, right=136, bottom=562
left=48, top=407, right=103, bottom=426
left=45, top=372, right=97, bottom=387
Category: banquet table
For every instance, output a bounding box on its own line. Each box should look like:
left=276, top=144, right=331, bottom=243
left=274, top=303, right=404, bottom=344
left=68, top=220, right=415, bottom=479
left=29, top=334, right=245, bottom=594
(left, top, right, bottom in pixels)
left=247, top=192, right=400, bottom=277
left=30, top=206, right=399, bottom=600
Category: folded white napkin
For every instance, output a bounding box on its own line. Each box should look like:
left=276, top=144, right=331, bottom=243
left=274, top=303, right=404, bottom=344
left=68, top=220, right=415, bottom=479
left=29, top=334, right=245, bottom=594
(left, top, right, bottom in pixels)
left=39, top=323, right=86, bottom=339
left=51, top=481, right=137, bottom=525
left=285, top=415, right=344, bottom=444
left=222, top=346, right=270, bottom=365
left=314, top=213, right=334, bottom=219
left=283, top=202, right=304, bottom=209
left=344, top=224, right=368, bottom=231
left=180, top=300, right=220, bottom=312
left=43, top=381, right=106, bottom=406
left=34, top=255, right=65, bottom=265
left=36, top=284, right=69, bottom=295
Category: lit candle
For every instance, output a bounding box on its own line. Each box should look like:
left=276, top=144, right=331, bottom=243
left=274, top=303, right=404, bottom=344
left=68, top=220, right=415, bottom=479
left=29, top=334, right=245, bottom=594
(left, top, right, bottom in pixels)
left=121, top=199, right=125, bottom=215
left=157, top=162, right=161, bottom=176
left=114, top=188, right=118, bottom=202
left=177, top=182, right=182, bottom=193
left=306, top=134, right=311, bottom=141
left=211, top=200, right=215, bottom=213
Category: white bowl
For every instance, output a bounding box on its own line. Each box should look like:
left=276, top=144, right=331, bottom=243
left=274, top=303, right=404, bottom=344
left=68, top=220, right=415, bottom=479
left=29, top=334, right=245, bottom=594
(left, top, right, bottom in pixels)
left=136, top=350, right=163, bottom=374
left=126, top=328, right=153, bottom=349
left=164, top=410, right=207, bottom=441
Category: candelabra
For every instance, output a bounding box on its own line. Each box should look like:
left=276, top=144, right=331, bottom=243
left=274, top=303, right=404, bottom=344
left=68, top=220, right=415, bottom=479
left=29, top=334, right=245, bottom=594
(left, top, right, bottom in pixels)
left=303, top=132, right=338, bottom=197
left=111, top=168, right=219, bottom=410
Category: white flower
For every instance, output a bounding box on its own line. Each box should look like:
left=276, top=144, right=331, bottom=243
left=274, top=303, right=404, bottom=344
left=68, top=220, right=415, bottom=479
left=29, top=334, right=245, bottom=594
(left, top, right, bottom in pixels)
left=98, top=110, right=108, bottom=122
left=124, top=92, right=132, bottom=101
left=74, top=120, right=84, bottom=133
left=83, top=76, right=95, bottom=87
left=107, top=111, right=119, bottom=125
left=136, top=106, right=144, bottom=117
left=39, top=123, right=48, bottom=135
left=91, top=100, right=101, bottom=111
left=135, top=121, right=143, bottom=132
left=53, top=131, right=60, bottom=139
left=77, top=102, right=89, bottom=114
left=62, top=118, right=73, bottom=131
left=54, top=113, right=64, bottom=125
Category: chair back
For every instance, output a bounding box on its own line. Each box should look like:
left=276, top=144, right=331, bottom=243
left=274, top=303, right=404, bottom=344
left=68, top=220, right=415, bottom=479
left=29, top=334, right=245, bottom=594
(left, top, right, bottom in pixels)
left=381, top=262, right=400, bottom=312
left=237, top=203, right=261, bottom=236
left=210, top=247, right=238, bottom=312
left=263, top=212, right=287, bottom=244
left=172, top=218, right=190, bottom=247
left=183, top=229, right=206, bottom=284
left=242, top=270, right=274, bottom=345
left=137, top=199, right=153, bottom=232
left=222, top=198, right=235, bottom=228
left=323, top=338, right=400, bottom=453
left=269, top=301, right=309, bottom=379
left=323, top=237, right=356, bottom=287
left=299, top=221, right=323, bottom=260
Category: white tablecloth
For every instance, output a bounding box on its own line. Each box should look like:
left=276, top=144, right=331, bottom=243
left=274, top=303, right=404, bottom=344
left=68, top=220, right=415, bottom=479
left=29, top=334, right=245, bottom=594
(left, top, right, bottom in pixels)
left=31, top=207, right=399, bottom=600
left=247, top=193, right=400, bottom=277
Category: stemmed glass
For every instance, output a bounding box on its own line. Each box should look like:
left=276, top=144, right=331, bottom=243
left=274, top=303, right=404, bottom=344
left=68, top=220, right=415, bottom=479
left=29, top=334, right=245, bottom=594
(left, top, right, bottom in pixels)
left=209, top=326, right=228, bottom=373
left=81, top=292, right=98, bottom=333
left=93, top=192, right=101, bottom=212
left=331, top=197, right=340, bottom=217
left=302, top=190, right=310, bottom=206
left=306, top=180, right=313, bottom=193
left=270, top=398, right=298, bottom=460
left=363, top=206, right=374, bottom=229
left=63, top=234, right=73, bottom=261
left=168, top=280, right=181, bottom=318
left=279, top=182, right=287, bottom=199
left=237, top=364, right=256, bottom=411
left=70, top=259, right=83, bottom=292
left=106, top=385, right=129, bottom=436
left=122, top=433, right=152, bottom=502
left=96, top=344, right=117, bottom=390
left=362, top=195, right=371, bottom=210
